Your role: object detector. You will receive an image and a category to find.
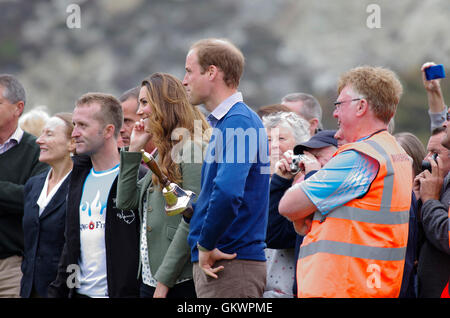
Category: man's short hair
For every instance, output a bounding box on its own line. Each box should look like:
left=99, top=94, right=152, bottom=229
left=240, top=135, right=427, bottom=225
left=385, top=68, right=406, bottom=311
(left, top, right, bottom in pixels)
left=337, top=66, right=403, bottom=124
left=119, top=86, right=140, bottom=103
left=432, top=126, right=446, bottom=136
left=0, top=74, right=26, bottom=108
left=190, top=38, right=245, bottom=88
left=281, top=93, right=323, bottom=129
left=76, top=92, right=123, bottom=138
left=257, top=103, right=291, bottom=119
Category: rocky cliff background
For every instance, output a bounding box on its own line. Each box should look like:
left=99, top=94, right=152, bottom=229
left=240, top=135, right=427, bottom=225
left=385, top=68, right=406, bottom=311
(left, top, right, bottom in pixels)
left=1, top=0, right=449, bottom=142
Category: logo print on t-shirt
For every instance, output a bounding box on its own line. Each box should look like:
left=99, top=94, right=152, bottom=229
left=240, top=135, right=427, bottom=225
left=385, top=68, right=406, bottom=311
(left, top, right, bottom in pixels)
left=80, top=190, right=106, bottom=216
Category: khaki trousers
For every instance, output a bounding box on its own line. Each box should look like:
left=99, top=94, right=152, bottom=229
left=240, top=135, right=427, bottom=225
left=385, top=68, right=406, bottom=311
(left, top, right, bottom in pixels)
left=0, top=255, right=23, bottom=298
left=193, top=259, right=266, bottom=298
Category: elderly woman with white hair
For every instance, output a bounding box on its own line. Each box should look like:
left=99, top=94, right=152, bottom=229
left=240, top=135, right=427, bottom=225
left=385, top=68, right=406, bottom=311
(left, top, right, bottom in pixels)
left=261, top=111, right=310, bottom=298
left=263, top=110, right=311, bottom=176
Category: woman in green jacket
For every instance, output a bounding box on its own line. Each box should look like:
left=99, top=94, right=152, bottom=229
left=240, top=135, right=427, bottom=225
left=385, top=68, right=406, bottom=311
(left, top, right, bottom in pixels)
left=116, top=72, right=209, bottom=298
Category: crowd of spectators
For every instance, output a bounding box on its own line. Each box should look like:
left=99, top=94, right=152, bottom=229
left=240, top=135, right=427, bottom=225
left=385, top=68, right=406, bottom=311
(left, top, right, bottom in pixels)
left=0, top=39, right=448, bottom=298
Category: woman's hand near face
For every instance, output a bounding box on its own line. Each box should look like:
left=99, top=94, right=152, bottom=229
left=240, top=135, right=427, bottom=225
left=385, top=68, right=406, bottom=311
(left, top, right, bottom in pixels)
left=129, top=119, right=152, bottom=152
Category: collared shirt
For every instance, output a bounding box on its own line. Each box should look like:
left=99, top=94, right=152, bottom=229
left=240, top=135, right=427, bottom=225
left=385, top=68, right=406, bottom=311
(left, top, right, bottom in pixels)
left=206, top=92, right=243, bottom=127
left=0, top=126, right=24, bottom=155
left=37, top=169, right=72, bottom=216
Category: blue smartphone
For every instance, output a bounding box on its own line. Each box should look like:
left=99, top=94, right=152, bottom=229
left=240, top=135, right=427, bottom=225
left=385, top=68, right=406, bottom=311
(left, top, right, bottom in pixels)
left=425, top=64, right=446, bottom=80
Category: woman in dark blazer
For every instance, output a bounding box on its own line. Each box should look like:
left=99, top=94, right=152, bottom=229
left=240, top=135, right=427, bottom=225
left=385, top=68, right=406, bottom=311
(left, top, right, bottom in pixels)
left=21, top=113, right=75, bottom=298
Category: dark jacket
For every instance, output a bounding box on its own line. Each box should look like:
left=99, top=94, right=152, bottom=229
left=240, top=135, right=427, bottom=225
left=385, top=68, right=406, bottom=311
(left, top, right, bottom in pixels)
left=266, top=174, right=297, bottom=250
left=417, top=173, right=450, bottom=298
left=20, top=171, right=71, bottom=298
left=399, top=192, right=419, bottom=298
left=265, top=173, right=305, bottom=297
left=47, top=155, right=140, bottom=298
left=0, top=131, right=49, bottom=259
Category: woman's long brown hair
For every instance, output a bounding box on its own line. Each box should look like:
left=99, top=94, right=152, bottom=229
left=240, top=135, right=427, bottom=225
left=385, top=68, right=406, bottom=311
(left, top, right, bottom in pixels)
left=141, top=72, right=210, bottom=188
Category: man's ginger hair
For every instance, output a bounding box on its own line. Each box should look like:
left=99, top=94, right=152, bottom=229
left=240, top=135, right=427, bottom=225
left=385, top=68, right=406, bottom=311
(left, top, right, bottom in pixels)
left=338, top=66, right=403, bottom=124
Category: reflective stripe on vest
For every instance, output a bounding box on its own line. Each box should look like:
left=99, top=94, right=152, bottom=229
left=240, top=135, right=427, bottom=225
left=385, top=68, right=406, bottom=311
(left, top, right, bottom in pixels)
left=297, top=131, right=411, bottom=298
left=300, top=240, right=407, bottom=261
left=366, top=140, right=394, bottom=210
left=313, top=207, right=410, bottom=225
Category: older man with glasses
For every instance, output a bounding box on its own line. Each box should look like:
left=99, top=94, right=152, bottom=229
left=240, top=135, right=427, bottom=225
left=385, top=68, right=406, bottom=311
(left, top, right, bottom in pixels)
left=279, top=66, right=412, bottom=298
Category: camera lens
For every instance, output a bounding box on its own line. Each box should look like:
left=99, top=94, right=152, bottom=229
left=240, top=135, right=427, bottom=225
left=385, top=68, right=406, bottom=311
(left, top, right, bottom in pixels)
left=421, top=154, right=438, bottom=172
left=421, top=160, right=431, bottom=172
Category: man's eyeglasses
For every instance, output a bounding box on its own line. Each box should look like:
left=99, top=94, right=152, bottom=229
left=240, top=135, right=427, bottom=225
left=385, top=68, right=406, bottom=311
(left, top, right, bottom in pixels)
left=333, top=98, right=362, bottom=109
left=446, top=112, right=450, bottom=121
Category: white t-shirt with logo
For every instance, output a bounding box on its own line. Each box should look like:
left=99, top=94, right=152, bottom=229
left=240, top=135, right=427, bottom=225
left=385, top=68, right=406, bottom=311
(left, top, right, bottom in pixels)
left=77, top=164, right=119, bottom=298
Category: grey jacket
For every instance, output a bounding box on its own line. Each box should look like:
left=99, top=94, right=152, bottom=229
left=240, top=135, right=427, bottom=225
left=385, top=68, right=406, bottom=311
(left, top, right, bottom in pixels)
left=417, top=173, right=450, bottom=297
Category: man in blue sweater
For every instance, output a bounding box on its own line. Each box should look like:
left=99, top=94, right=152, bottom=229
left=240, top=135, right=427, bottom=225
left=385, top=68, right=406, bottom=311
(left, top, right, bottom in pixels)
left=183, top=38, right=270, bottom=298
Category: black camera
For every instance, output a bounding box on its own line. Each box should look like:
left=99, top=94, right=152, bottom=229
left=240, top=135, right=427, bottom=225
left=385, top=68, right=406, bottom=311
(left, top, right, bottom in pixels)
left=421, top=153, right=438, bottom=172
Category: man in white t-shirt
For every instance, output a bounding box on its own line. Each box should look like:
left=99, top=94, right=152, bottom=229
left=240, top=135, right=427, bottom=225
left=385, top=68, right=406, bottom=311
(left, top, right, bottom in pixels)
left=77, top=165, right=119, bottom=297
left=48, top=93, right=140, bottom=298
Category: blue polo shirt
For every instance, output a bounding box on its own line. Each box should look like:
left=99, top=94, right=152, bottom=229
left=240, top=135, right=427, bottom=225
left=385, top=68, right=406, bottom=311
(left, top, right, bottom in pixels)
left=298, top=150, right=379, bottom=215
left=188, top=97, right=270, bottom=262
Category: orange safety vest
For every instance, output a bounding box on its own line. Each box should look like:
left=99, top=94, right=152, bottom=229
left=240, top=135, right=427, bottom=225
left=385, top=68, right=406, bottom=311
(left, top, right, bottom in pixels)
left=297, top=131, right=412, bottom=298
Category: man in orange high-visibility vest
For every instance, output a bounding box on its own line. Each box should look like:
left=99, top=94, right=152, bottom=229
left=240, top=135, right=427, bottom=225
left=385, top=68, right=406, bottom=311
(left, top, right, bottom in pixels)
left=279, top=66, right=412, bottom=298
